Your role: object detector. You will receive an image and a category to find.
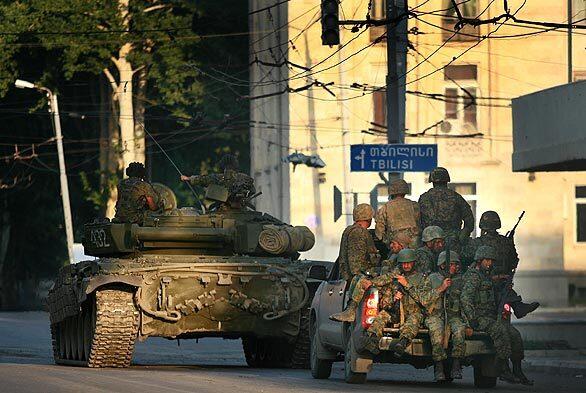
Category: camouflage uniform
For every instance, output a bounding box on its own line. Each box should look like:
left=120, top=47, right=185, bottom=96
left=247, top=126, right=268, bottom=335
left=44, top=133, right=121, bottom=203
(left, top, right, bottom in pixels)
left=426, top=270, right=466, bottom=361
left=189, top=169, right=255, bottom=203
left=462, top=232, right=518, bottom=275
left=418, top=168, right=474, bottom=252
left=337, top=223, right=379, bottom=281
left=460, top=266, right=522, bottom=360
left=375, top=197, right=420, bottom=247
left=114, top=177, right=159, bottom=225
left=415, top=246, right=437, bottom=274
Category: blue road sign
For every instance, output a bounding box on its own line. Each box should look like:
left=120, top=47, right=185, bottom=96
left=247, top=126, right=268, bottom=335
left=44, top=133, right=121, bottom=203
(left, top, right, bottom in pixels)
left=350, top=144, right=438, bottom=172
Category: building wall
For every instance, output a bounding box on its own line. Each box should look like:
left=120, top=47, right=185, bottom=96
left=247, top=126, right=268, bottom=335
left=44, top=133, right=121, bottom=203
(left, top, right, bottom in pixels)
left=249, top=0, right=586, bottom=304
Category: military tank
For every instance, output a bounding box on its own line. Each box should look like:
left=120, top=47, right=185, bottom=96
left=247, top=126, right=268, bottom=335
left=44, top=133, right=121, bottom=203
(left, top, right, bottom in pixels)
left=47, top=183, right=328, bottom=368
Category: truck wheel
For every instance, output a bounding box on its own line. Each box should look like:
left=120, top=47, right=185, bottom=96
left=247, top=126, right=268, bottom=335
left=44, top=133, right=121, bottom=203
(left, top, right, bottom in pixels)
left=474, top=363, right=497, bottom=388
left=310, top=325, right=332, bottom=379
left=344, top=336, right=367, bottom=384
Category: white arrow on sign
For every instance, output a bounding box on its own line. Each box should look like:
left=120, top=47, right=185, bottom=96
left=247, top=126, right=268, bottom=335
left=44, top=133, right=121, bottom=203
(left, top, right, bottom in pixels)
left=354, top=148, right=366, bottom=169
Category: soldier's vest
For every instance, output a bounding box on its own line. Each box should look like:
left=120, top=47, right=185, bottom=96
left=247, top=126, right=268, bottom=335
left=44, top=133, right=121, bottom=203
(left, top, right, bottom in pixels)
left=446, top=275, right=463, bottom=318
left=401, top=272, right=426, bottom=314
left=420, top=188, right=462, bottom=231
left=338, top=224, right=368, bottom=280
left=384, top=198, right=418, bottom=232
left=472, top=270, right=496, bottom=318
left=114, top=178, right=150, bottom=224
left=476, top=233, right=516, bottom=275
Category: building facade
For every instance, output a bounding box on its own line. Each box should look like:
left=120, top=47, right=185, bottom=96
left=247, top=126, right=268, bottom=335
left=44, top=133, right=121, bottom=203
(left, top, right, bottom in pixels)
left=249, top=0, right=586, bottom=306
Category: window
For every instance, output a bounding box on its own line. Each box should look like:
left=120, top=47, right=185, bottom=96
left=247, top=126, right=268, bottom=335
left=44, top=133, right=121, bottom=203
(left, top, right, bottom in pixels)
left=449, top=182, right=477, bottom=237
left=373, top=90, right=387, bottom=127
left=576, top=186, right=586, bottom=242
left=574, top=0, right=586, bottom=26
left=369, top=0, right=387, bottom=42
left=442, top=0, right=479, bottom=41
left=442, top=65, right=478, bottom=133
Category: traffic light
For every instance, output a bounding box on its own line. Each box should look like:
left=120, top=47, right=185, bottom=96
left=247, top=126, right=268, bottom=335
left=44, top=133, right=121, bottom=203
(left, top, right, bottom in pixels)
left=321, top=0, right=340, bottom=46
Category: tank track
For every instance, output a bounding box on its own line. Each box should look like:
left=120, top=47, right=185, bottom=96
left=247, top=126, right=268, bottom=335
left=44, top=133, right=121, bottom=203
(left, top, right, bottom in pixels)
left=51, top=287, right=138, bottom=368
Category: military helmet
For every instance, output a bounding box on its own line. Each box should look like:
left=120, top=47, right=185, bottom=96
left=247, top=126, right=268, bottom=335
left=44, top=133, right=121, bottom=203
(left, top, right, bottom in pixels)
left=217, top=154, right=239, bottom=171
left=397, top=248, right=417, bottom=264
left=391, top=231, right=412, bottom=247
left=353, top=203, right=374, bottom=221
left=429, top=167, right=450, bottom=183
left=437, top=250, right=461, bottom=266
left=126, top=162, right=146, bottom=178
left=389, top=179, right=409, bottom=196
left=479, top=210, right=501, bottom=230
left=475, top=245, right=497, bottom=261
left=421, top=225, right=445, bottom=242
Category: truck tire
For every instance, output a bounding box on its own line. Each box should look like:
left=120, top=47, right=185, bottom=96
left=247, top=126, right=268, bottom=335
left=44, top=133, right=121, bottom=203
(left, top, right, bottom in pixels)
left=344, top=335, right=367, bottom=384
left=474, top=363, right=497, bottom=388
left=310, top=324, right=333, bottom=379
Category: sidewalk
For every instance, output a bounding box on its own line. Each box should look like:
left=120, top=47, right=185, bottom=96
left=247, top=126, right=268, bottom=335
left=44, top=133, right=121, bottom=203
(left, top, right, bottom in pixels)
left=524, top=350, right=586, bottom=377
left=512, top=307, right=586, bottom=349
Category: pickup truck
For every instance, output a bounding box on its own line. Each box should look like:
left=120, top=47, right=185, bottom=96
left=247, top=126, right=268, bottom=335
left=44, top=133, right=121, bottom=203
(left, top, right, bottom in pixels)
left=309, top=261, right=500, bottom=388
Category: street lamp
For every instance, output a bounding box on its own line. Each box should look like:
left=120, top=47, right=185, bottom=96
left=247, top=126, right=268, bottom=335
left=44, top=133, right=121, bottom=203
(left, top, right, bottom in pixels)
left=15, top=79, right=74, bottom=264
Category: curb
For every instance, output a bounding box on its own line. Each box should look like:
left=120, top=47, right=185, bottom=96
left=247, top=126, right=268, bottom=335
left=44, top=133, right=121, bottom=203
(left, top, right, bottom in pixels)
left=524, top=361, right=586, bottom=377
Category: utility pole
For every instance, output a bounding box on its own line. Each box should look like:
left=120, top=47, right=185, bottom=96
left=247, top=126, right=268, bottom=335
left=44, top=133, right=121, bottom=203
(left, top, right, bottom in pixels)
left=14, top=80, right=74, bottom=264
left=386, top=0, right=409, bottom=181
left=568, top=0, right=573, bottom=83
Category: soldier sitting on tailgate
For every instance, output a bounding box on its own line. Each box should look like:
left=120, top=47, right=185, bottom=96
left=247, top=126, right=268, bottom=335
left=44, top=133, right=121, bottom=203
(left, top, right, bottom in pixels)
left=416, top=226, right=446, bottom=274
left=418, top=167, right=474, bottom=253
left=462, top=211, right=539, bottom=319
left=328, top=204, right=379, bottom=322
left=366, top=249, right=450, bottom=358
left=461, top=246, right=521, bottom=384
left=330, top=231, right=410, bottom=323
left=375, top=179, right=420, bottom=248
left=113, top=162, right=160, bottom=225
left=181, top=154, right=255, bottom=208
left=425, top=251, right=466, bottom=381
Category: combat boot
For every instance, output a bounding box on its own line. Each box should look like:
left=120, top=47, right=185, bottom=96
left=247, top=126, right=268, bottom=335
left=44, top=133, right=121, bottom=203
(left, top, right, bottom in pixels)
left=434, top=361, right=446, bottom=382
left=450, top=358, right=463, bottom=379
left=512, top=301, right=540, bottom=319
left=330, top=301, right=357, bottom=322
left=392, top=337, right=409, bottom=358
left=512, top=358, right=534, bottom=385
left=497, top=359, right=520, bottom=384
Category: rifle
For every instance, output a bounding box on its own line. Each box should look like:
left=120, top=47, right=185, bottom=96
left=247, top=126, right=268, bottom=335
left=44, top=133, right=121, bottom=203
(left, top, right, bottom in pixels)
left=442, top=243, right=451, bottom=349
left=506, top=211, right=525, bottom=238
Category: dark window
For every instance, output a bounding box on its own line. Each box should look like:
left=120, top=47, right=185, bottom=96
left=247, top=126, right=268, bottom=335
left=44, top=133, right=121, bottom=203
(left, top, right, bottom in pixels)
left=576, top=186, right=586, bottom=198
left=442, top=0, right=479, bottom=41
left=445, top=88, right=458, bottom=119
left=373, top=90, right=387, bottom=127
left=445, top=65, right=477, bottom=81
left=464, top=87, right=477, bottom=127
left=371, top=0, right=386, bottom=19
left=577, top=204, right=586, bottom=242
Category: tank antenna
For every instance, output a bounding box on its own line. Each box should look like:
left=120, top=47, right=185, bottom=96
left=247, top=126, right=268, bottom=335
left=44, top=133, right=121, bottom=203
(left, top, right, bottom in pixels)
left=139, top=123, right=205, bottom=213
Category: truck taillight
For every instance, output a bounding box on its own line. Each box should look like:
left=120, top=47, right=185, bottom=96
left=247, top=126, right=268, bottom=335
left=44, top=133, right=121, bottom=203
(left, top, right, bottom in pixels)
left=361, top=290, right=379, bottom=329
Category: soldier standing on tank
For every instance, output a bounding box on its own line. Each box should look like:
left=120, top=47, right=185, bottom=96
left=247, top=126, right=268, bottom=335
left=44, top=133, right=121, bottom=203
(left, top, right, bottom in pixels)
left=329, top=204, right=379, bottom=321
left=113, top=162, right=160, bottom=225
left=367, top=249, right=450, bottom=358
left=461, top=245, right=521, bottom=384
left=426, top=250, right=466, bottom=381
left=181, top=154, right=255, bottom=207
left=462, top=211, right=539, bottom=319
left=418, top=167, right=474, bottom=253
left=416, top=226, right=446, bottom=273
left=375, top=179, right=420, bottom=248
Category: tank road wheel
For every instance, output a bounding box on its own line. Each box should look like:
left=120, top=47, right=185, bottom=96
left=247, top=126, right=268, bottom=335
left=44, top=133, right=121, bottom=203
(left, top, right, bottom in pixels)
left=51, top=287, right=138, bottom=367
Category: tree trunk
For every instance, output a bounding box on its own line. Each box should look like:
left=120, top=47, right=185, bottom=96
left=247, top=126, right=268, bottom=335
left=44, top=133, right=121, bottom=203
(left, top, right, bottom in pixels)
left=134, top=66, right=147, bottom=166
left=116, top=42, right=137, bottom=168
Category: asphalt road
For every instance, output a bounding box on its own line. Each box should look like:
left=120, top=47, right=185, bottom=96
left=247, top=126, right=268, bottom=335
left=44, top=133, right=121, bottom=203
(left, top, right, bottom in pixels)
left=0, top=312, right=581, bottom=393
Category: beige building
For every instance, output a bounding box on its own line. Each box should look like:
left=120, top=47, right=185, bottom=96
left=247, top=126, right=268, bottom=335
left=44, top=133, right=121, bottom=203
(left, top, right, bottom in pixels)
left=249, top=0, right=586, bottom=306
